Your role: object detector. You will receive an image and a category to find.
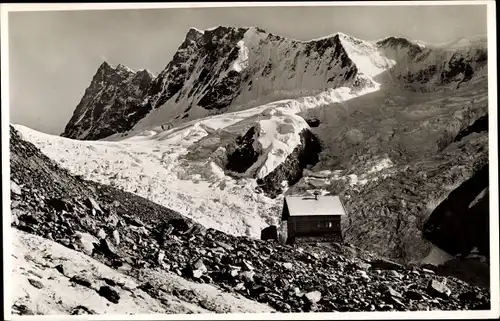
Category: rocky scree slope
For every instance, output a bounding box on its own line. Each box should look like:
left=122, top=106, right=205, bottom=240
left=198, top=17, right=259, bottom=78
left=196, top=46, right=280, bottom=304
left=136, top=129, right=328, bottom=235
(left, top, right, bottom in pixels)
left=13, top=229, right=275, bottom=315
left=288, top=105, right=489, bottom=287
left=9, top=126, right=491, bottom=314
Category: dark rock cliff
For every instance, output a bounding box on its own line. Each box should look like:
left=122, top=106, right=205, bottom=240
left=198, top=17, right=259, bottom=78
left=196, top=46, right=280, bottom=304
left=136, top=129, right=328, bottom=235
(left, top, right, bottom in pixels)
left=423, top=164, right=489, bottom=257
left=61, top=63, right=154, bottom=140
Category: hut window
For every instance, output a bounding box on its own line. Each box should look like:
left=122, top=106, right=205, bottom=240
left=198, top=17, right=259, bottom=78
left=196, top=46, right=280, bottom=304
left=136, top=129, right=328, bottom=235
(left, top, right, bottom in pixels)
left=327, top=222, right=333, bottom=228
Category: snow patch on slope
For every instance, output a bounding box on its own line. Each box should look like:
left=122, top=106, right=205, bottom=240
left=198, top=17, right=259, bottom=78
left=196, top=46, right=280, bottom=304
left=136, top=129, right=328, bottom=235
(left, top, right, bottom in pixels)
left=11, top=228, right=274, bottom=315
left=338, top=34, right=396, bottom=77
left=232, top=40, right=250, bottom=72
left=248, top=114, right=309, bottom=179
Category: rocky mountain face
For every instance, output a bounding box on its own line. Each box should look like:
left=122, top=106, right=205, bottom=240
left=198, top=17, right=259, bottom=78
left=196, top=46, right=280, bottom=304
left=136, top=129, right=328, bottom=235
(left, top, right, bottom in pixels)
left=376, top=36, right=487, bottom=91
left=61, top=62, right=154, bottom=140
left=61, top=27, right=396, bottom=140
left=9, top=126, right=491, bottom=314
left=60, top=29, right=486, bottom=142
left=423, top=164, right=489, bottom=258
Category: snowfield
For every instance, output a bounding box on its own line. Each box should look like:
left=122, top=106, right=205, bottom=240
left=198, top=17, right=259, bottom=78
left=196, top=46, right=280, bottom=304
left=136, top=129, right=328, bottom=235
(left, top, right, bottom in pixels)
left=15, top=124, right=281, bottom=237
left=11, top=229, right=276, bottom=315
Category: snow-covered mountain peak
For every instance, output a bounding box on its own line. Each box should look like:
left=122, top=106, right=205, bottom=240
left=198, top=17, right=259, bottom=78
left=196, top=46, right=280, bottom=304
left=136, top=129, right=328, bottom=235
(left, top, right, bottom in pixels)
left=63, top=26, right=487, bottom=143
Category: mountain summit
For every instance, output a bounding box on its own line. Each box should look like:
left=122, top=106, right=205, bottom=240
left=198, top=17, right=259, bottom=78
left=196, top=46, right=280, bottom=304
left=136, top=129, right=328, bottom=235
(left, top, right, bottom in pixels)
left=61, top=26, right=485, bottom=141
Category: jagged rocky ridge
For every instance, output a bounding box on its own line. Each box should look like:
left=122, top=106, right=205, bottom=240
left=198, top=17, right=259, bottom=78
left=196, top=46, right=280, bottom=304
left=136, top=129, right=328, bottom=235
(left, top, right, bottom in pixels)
left=61, top=27, right=487, bottom=142
left=61, top=63, right=154, bottom=140
left=10, top=126, right=491, bottom=314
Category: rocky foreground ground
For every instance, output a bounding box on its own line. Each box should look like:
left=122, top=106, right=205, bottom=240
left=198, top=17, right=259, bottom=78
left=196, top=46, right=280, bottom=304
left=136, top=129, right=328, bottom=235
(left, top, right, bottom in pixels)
left=9, top=125, right=490, bottom=315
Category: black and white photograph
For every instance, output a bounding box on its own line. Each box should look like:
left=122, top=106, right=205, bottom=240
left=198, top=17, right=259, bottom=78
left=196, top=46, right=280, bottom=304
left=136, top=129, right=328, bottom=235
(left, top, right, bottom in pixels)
left=1, top=1, right=498, bottom=319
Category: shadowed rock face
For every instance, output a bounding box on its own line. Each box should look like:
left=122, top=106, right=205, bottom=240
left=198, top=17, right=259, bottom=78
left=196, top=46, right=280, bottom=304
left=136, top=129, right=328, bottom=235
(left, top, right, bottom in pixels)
left=454, top=114, right=488, bottom=143
left=423, top=164, right=489, bottom=257
left=257, top=130, right=322, bottom=198
left=226, top=126, right=260, bottom=173
left=61, top=63, right=154, bottom=140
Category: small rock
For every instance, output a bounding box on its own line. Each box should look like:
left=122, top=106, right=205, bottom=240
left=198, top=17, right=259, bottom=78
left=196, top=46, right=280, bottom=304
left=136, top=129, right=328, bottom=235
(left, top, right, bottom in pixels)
left=422, top=268, right=436, bottom=275
left=106, top=214, right=120, bottom=227
left=215, top=241, right=234, bottom=251
left=69, top=275, right=92, bottom=288
left=112, top=230, right=120, bottom=246
left=157, top=250, right=165, bottom=265
left=184, top=258, right=207, bottom=279
left=241, top=260, right=254, bottom=271
left=98, top=285, right=120, bottom=304
left=234, top=282, right=245, bottom=291
left=73, top=232, right=99, bottom=256
left=358, top=270, right=370, bottom=280
left=192, top=258, right=208, bottom=273
left=406, top=290, right=424, bottom=301
left=84, top=197, right=103, bottom=214
left=370, top=258, right=404, bottom=271
left=46, top=198, right=74, bottom=212
left=283, top=262, right=293, bottom=270
left=229, top=267, right=240, bottom=278
left=190, top=269, right=202, bottom=278
left=379, top=284, right=403, bottom=299
left=28, top=278, right=44, bottom=289
left=70, top=305, right=96, bottom=315
left=11, top=181, right=22, bottom=195
left=305, top=291, right=322, bottom=304
left=388, top=270, right=403, bottom=279
left=102, top=278, right=117, bottom=286
left=55, top=264, right=65, bottom=275
left=129, top=217, right=145, bottom=227
left=240, top=270, right=255, bottom=283
left=99, top=239, right=119, bottom=257
left=12, top=215, right=20, bottom=226
left=427, top=279, right=451, bottom=298
left=97, top=229, right=107, bottom=240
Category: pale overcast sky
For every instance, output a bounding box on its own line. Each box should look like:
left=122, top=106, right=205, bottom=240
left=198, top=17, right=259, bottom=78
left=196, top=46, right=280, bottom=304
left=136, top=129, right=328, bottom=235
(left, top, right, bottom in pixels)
left=8, top=4, right=487, bottom=135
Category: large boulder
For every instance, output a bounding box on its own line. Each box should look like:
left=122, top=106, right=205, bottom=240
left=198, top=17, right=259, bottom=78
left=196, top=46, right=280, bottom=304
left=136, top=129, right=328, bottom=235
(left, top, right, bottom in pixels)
left=260, top=225, right=278, bottom=241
